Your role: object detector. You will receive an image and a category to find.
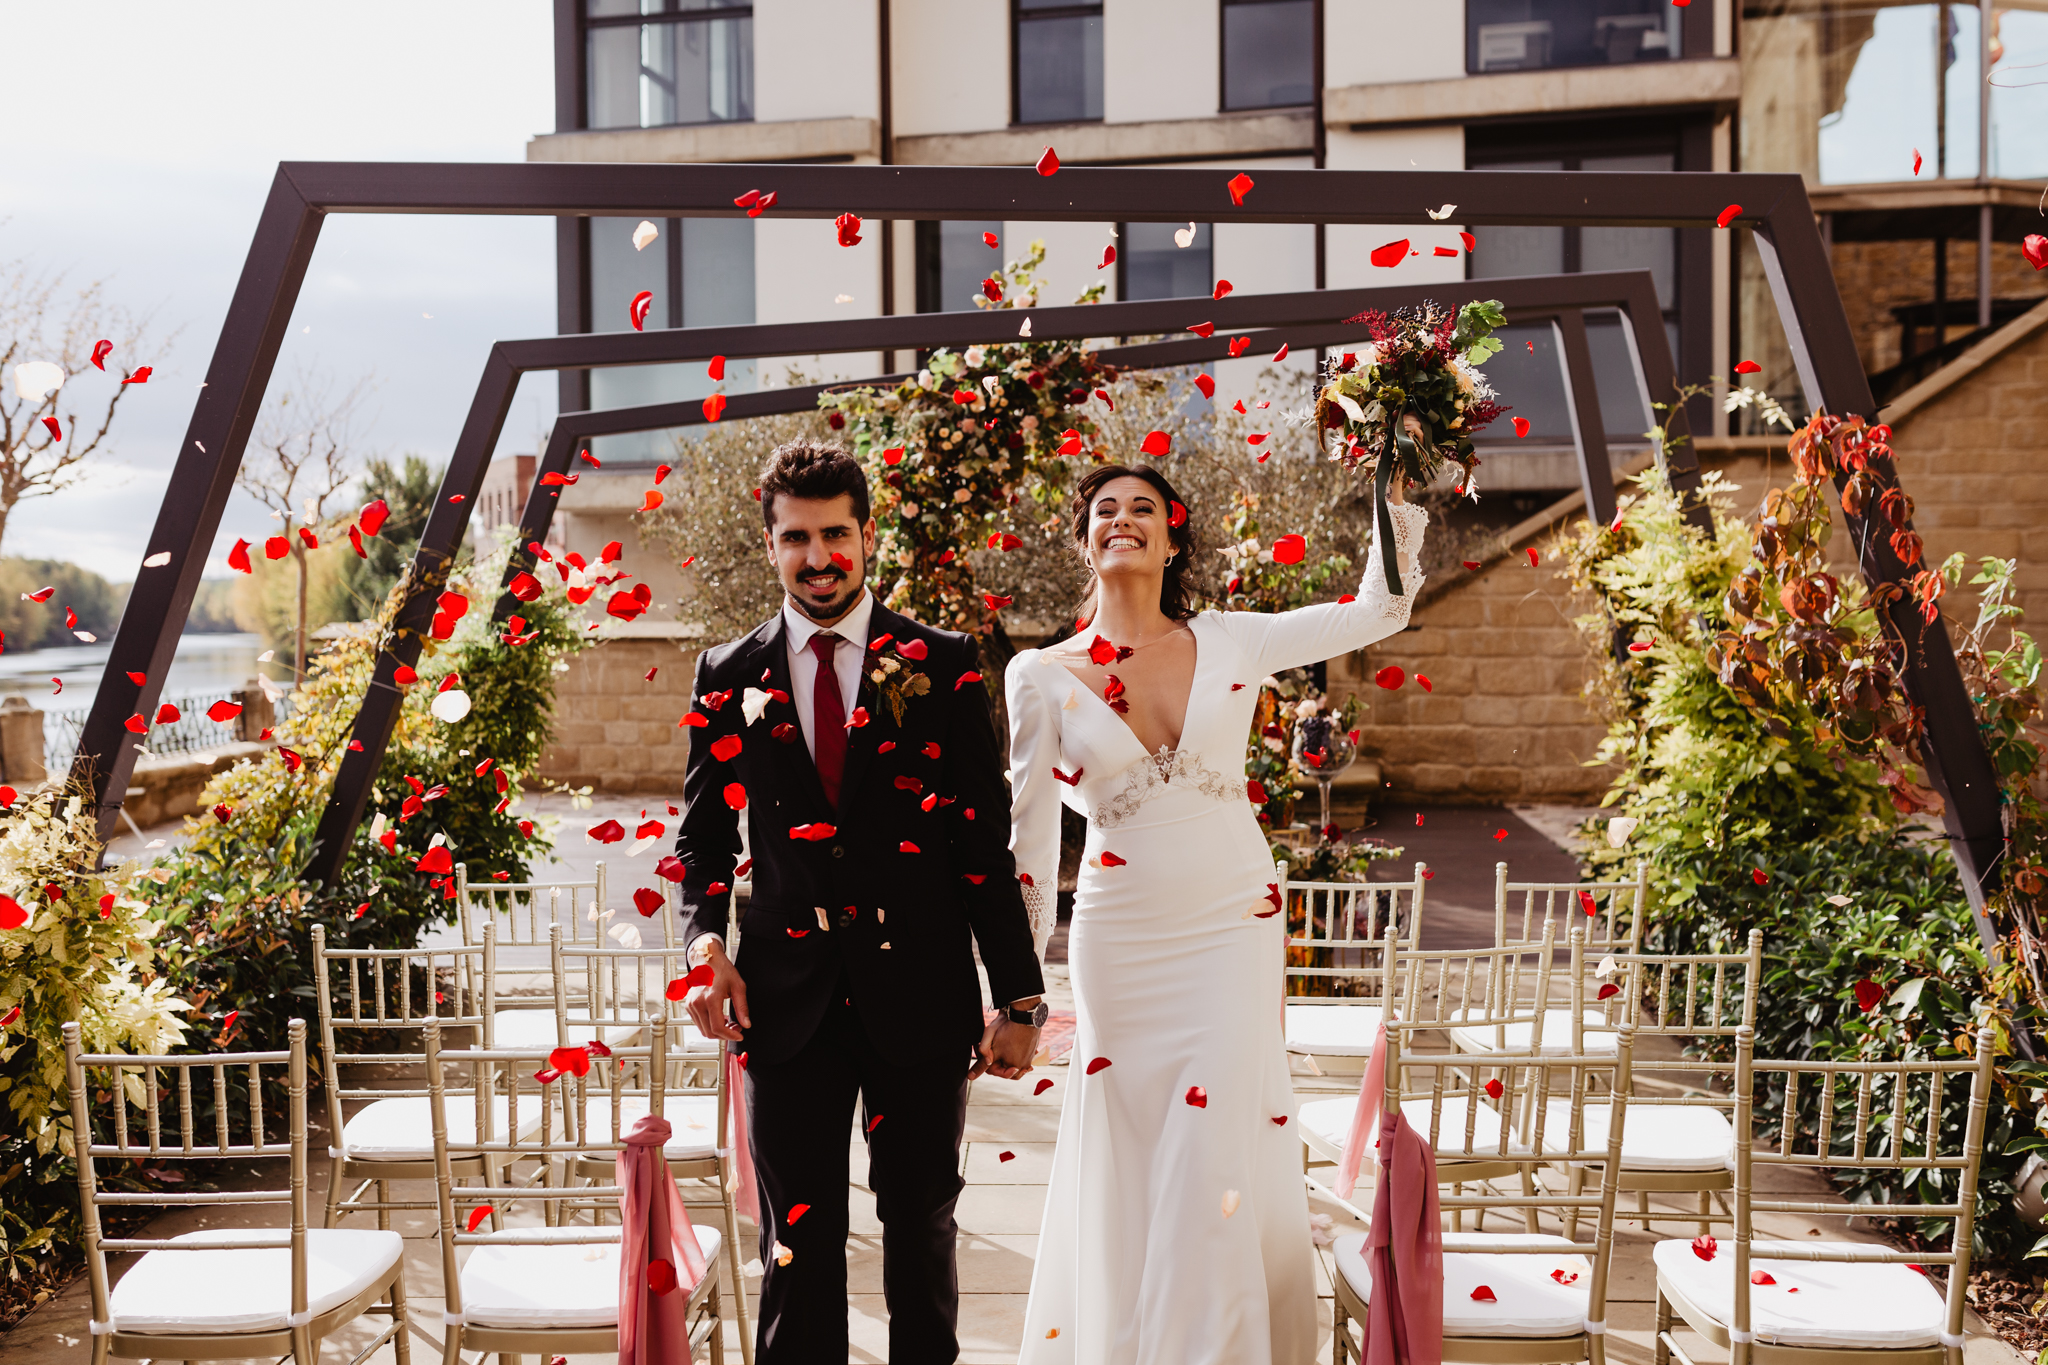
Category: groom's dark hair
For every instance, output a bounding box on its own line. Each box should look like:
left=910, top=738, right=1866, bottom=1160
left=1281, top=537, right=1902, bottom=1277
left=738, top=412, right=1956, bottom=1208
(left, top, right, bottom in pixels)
left=758, top=440, right=870, bottom=530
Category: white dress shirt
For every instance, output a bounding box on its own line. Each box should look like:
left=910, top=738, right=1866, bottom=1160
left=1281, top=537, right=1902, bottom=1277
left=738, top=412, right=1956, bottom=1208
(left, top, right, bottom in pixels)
left=782, top=588, right=874, bottom=762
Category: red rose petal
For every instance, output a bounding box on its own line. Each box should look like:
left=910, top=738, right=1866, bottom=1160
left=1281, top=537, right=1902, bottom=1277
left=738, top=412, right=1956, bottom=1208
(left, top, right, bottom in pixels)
left=647, top=1258, right=677, bottom=1296
left=1085, top=1057, right=1112, bottom=1075
left=1034, top=1078, right=1054, bottom=1094
left=1752, top=1270, right=1776, bottom=1285
left=632, top=887, right=665, bottom=917
left=466, top=1205, right=494, bottom=1233
left=1226, top=172, right=1254, bottom=205
left=1374, top=666, right=1405, bottom=690
left=1271, top=533, right=1306, bottom=565
left=1471, top=1285, right=1498, bottom=1302
left=1140, top=430, right=1171, bottom=456
left=1512, top=416, right=1531, bottom=438
left=1036, top=146, right=1060, bottom=175
left=1185, top=1086, right=1208, bottom=1108
left=1854, top=979, right=1885, bottom=1012
left=1692, top=1235, right=1718, bottom=1261
left=724, top=782, right=747, bottom=810
left=1099, top=851, right=1127, bottom=867
left=1370, top=239, right=1410, bottom=268
left=1484, top=1077, right=1504, bottom=1099
left=1716, top=204, right=1742, bottom=229
left=1733, top=359, right=1761, bottom=375
left=710, top=734, right=743, bottom=762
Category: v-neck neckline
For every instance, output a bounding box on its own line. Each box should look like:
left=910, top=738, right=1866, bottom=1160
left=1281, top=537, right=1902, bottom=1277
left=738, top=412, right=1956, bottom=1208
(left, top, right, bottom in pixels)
left=1049, top=618, right=1204, bottom=762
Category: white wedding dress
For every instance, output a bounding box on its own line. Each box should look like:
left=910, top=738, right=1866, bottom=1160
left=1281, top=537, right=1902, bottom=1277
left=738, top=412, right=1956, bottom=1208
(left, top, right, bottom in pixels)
left=1006, top=502, right=1429, bottom=1365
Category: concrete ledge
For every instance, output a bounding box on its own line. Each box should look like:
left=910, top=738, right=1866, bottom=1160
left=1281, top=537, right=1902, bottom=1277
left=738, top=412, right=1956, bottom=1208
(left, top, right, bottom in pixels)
left=526, top=117, right=879, bottom=165
left=1326, top=58, right=1740, bottom=128
left=894, top=110, right=1314, bottom=167
left=123, top=742, right=270, bottom=828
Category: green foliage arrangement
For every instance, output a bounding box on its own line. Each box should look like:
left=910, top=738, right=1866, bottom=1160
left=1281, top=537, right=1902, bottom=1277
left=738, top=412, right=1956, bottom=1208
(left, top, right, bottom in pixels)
left=816, top=242, right=1112, bottom=634
left=0, top=785, right=188, bottom=1290
left=1560, top=454, right=2043, bottom=1258
left=149, top=535, right=588, bottom=1061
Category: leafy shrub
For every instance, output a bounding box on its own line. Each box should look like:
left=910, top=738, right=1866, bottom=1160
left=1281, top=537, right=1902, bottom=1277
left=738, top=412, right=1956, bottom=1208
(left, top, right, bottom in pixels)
left=150, top=535, right=587, bottom=1060
left=0, top=785, right=189, bottom=1285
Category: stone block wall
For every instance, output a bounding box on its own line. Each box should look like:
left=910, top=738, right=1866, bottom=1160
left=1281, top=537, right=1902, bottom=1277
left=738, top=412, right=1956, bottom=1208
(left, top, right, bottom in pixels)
left=534, top=632, right=705, bottom=794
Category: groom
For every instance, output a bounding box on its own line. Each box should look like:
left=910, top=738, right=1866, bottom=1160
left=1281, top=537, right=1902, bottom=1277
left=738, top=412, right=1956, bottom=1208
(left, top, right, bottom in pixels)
left=674, top=440, right=1047, bottom=1364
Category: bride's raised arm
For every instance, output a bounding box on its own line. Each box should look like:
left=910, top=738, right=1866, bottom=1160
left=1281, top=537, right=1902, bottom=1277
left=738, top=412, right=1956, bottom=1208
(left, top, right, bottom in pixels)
left=1005, top=659, right=1064, bottom=961
left=1215, top=501, right=1429, bottom=677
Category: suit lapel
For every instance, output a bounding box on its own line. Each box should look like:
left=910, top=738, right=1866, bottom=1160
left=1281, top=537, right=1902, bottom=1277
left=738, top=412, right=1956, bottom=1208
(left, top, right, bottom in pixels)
left=744, top=614, right=833, bottom=816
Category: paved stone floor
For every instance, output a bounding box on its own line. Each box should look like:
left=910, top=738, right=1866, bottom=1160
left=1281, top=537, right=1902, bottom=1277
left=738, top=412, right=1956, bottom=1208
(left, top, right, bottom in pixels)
left=5, top=801, right=2025, bottom=1364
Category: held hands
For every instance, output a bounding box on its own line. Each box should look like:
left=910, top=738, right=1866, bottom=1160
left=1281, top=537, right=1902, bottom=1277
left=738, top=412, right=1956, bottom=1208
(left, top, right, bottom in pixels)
left=684, top=941, right=750, bottom=1043
left=971, top=1015, right=1041, bottom=1082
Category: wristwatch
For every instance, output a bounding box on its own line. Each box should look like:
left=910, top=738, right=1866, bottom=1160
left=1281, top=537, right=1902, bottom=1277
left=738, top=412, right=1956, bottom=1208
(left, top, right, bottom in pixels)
left=1006, top=1000, right=1050, bottom=1029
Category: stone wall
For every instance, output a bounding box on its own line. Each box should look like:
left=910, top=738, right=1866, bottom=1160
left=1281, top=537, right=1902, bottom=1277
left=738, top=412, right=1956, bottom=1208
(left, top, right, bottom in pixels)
left=533, top=628, right=705, bottom=794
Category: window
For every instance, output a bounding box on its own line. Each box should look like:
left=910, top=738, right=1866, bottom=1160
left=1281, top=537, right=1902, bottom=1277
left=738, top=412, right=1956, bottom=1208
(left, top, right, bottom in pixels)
left=1120, top=222, right=1212, bottom=301
left=1015, top=0, right=1104, bottom=125
left=587, top=0, right=753, bottom=131
left=1467, top=151, right=1679, bottom=457
left=1467, top=0, right=1680, bottom=74
left=1221, top=0, right=1315, bottom=110
left=915, top=221, right=1006, bottom=314
left=586, top=215, right=756, bottom=461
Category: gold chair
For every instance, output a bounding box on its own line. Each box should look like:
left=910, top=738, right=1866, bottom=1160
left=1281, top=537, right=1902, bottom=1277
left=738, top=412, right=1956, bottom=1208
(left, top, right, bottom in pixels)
left=64, top=1018, right=409, bottom=1365
left=1654, top=1025, right=1997, bottom=1365
left=1300, top=923, right=1560, bottom=1227
left=454, top=858, right=626, bottom=1051
left=1554, top=928, right=1764, bottom=1236
left=1330, top=1024, right=1636, bottom=1365
left=312, top=924, right=526, bottom=1229
left=1283, top=859, right=1428, bottom=1082
left=423, top=1015, right=727, bottom=1364
left=551, top=925, right=754, bottom=1361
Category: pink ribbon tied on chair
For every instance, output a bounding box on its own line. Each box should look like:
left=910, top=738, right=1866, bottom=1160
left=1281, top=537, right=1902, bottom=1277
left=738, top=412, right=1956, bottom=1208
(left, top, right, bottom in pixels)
left=728, top=1048, right=760, bottom=1222
left=1365, top=1111, right=1443, bottom=1365
left=1335, top=1019, right=1390, bottom=1201
left=618, top=1115, right=708, bottom=1365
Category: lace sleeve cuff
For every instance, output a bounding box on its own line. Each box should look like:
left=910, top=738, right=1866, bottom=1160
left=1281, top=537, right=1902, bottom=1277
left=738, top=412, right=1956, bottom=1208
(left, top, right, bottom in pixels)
left=1358, top=502, right=1429, bottom=628
left=1021, top=877, right=1057, bottom=961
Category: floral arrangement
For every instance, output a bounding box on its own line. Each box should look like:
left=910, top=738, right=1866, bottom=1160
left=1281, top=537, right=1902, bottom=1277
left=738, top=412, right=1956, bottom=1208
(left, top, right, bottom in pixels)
left=817, top=242, right=1113, bottom=633
left=1312, top=299, right=1509, bottom=593
left=1216, top=488, right=1353, bottom=615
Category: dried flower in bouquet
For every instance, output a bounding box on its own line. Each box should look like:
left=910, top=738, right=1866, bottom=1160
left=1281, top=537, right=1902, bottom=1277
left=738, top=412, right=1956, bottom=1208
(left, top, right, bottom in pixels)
left=1312, top=299, right=1509, bottom=592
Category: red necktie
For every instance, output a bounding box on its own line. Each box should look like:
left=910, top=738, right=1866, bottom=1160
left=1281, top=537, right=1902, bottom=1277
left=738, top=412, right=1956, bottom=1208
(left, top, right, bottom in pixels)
left=809, top=633, right=846, bottom=808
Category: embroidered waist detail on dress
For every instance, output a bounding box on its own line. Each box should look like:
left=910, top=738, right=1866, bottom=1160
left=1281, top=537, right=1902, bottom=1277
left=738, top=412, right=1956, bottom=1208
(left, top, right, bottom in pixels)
left=1093, top=745, right=1248, bottom=828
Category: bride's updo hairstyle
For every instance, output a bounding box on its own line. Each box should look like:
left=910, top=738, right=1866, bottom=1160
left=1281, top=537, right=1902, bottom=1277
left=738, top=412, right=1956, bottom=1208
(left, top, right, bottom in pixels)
left=1069, top=463, right=1200, bottom=624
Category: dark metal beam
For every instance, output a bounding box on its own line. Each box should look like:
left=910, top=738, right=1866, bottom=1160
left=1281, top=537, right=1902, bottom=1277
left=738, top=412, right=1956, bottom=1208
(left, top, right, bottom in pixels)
left=1553, top=310, right=1618, bottom=530
left=86, top=161, right=1997, bottom=937
left=70, top=169, right=326, bottom=844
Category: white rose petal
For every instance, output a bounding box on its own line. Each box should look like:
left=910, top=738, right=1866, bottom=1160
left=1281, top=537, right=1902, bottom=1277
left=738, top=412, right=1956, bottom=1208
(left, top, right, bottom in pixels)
left=1174, top=222, right=1197, bottom=248
left=142, top=551, right=172, bottom=567
left=431, top=689, right=472, bottom=723
left=632, top=220, right=659, bottom=251
left=1605, top=816, right=1639, bottom=849
left=1018, top=316, right=1032, bottom=337
left=608, top=923, right=644, bottom=948
left=1826, top=894, right=1853, bottom=906
left=1221, top=1189, right=1241, bottom=1218
left=1594, top=954, right=1619, bottom=979
left=74, top=631, right=96, bottom=643
left=741, top=687, right=772, bottom=725
left=12, top=361, right=65, bottom=402
left=1426, top=204, right=1457, bottom=221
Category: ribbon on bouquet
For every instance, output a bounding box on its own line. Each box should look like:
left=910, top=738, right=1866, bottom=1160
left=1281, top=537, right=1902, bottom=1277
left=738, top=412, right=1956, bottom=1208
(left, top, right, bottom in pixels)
left=1335, top=1016, right=1391, bottom=1201
left=1374, top=413, right=1428, bottom=597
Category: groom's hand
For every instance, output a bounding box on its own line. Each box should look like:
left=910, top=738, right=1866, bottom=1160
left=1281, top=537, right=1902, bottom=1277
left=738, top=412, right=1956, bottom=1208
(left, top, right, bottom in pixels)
left=971, top=1015, right=1041, bottom=1081
left=684, top=940, right=750, bottom=1042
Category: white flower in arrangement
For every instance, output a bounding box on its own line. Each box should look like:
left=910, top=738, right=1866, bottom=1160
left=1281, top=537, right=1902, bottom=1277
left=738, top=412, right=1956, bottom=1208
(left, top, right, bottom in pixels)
left=952, top=488, right=972, bottom=503
left=1293, top=698, right=1322, bottom=721
left=963, top=346, right=987, bottom=368
left=900, top=501, right=920, bottom=518
left=1020, top=415, right=1039, bottom=431
left=917, top=369, right=934, bottom=389
left=1257, top=550, right=1275, bottom=565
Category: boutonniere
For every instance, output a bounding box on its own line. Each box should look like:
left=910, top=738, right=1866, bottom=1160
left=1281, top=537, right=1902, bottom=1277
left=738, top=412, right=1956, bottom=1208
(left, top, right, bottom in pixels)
left=869, top=646, right=932, bottom=725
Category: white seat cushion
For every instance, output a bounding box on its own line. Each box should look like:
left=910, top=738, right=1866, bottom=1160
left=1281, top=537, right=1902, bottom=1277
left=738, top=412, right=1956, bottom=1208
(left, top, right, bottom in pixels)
left=1286, top=1003, right=1383, bottom=1056
left=1448, top=1009, right=1619, bottom=1056
left=1298, top=1096, right=1530, bottom=1161
left=461, top=1223, right=724, bottom=1328
left=1538, top=1099, right=1734, bottom=1171
left=491, top=1010, right=644, bottom=1050
left=340, top=1094, right=548, bottom=1161
left=1336, top=1231, right=1591, bottom=1337
left=1652, top=1239, right=1948, bottom=1349
left=109, top=1227, right=401, bottom=1334
left=571, top=1095, right=721, bottom=1160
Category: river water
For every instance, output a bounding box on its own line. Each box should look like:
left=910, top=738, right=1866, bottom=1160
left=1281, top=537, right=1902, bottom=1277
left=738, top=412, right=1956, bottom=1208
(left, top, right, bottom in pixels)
left=0, top=632, right=278, bottom=720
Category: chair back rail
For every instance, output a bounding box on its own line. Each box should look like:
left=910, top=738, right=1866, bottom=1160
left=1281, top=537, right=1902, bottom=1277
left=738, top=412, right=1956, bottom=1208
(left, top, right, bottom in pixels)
left=1281, top=859, right=1427, bottom=1002
left=311, top=923, right=495, bottom=1143
left=1394, top=919, right=1561, bottom=1046
left=1494, top=858, right=1647, bottom=955
left=1569, top=927, right=1764, bottom=1055
left=64, top=1019, right=312, bottom=1339
left=1720, top=1025, right=1997, bottom=1364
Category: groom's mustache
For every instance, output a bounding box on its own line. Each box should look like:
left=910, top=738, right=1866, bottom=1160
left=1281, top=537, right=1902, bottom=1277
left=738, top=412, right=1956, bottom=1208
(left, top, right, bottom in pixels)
left=798, top=565, right=849, bottom=583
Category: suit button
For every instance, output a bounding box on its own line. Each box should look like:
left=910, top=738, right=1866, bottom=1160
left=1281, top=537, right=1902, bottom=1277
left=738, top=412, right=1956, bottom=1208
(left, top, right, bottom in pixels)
left=831, top=845, right=845, bottom=859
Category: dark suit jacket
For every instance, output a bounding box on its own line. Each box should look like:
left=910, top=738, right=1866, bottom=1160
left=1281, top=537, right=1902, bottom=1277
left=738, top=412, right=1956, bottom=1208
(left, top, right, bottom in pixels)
left=671, top=600, right=1046, bottom=1067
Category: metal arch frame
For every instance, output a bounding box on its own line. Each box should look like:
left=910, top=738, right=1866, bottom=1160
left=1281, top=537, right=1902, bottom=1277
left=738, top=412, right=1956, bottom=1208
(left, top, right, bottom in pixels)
left=74, top=162, right=2004, bottom=940
left=303, top=268, right=1677, bottom=880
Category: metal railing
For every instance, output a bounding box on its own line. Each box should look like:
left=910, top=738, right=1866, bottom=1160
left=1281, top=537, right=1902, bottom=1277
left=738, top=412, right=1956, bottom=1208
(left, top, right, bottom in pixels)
left=43, top=689, right=290, bottom=773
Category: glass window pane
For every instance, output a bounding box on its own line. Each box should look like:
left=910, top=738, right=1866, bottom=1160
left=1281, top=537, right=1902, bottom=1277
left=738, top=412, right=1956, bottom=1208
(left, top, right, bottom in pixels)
left=1817, top=6, right=1940, bottom=184
left=1942, top=2, right=1981, bottom=177
left=1122, top=222, right=1212, bottom=300
left=646, top=16, right=753, bottom=125
left=1467, top=159, right=1564, bottom=282
left=1468, top=0, right=1678, bottom=73
left=1579, top=153, right=1677, bottom=311
left=587, top=24, right=643, bottom=129
left=1586, top=311, right=1655, bottom=445
left=591, top=216, right=668, bottom=333
left=924, top=220, right=1004, bottom=313
left=1018, top=15, right=1104, bottom=123
left=1475, top=324, right=1572, bottom=445
left=586, top=0, right=643, bottom=17
left=1222, top=0, right=1315, bottom=110
left=1992, top=11, right=2048, bottom=178
left=682, top=217, right=756, bottom=329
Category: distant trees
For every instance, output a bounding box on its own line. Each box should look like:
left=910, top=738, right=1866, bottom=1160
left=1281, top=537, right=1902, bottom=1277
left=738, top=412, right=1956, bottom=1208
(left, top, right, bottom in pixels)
left=0, top=559, right=126, bottom=651
left=0, top=253, right=166, bottom=557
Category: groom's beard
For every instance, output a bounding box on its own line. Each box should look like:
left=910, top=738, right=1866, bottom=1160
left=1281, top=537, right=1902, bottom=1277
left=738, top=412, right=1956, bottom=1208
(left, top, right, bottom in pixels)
left=787, top=563, right=866, bottom=622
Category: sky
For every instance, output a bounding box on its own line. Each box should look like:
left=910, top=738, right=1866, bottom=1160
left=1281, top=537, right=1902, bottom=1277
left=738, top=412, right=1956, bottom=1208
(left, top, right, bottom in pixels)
left=0, top=1, right=561, bottom=578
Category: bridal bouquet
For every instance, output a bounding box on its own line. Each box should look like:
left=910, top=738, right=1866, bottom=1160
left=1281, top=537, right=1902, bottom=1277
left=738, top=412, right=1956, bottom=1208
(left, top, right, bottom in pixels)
left=1313, top=298, right=1509, bottom=593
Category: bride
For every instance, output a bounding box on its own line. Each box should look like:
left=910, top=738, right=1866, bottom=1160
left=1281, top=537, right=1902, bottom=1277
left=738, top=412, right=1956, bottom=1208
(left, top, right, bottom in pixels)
left=1006, top=457, right=1426, bottom=1363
